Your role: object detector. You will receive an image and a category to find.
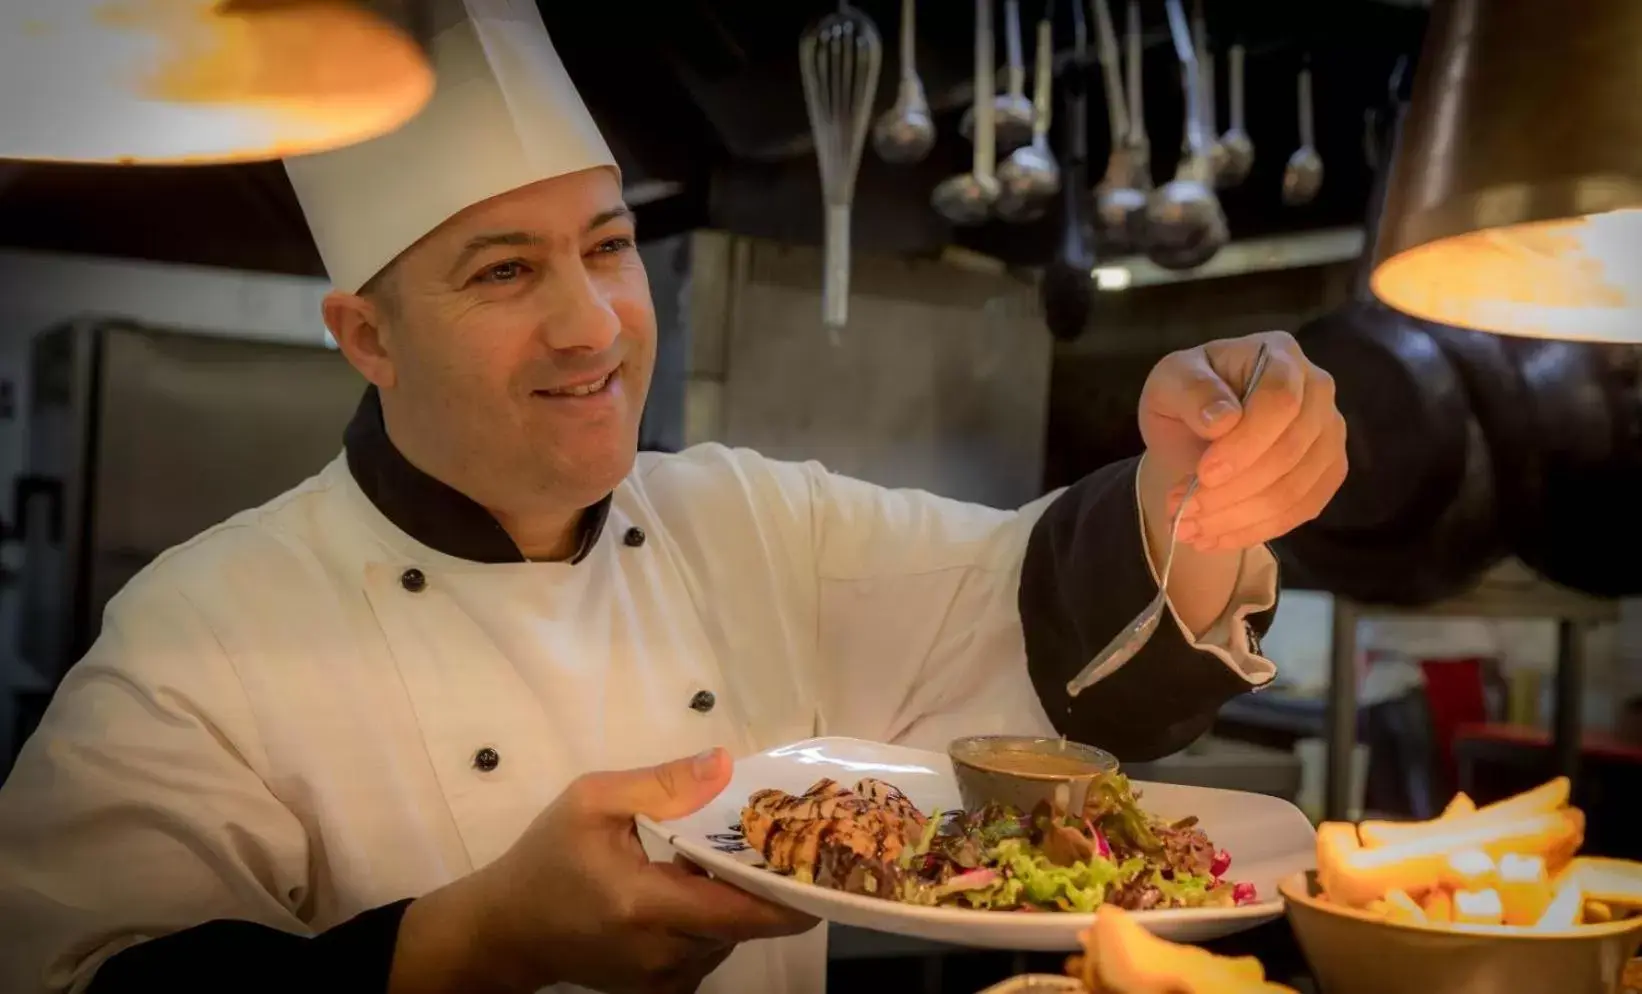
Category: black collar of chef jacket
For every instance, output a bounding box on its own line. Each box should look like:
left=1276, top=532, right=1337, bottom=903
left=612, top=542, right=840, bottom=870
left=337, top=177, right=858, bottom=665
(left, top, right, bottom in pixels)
left=344, top=387, right=612, bottom=565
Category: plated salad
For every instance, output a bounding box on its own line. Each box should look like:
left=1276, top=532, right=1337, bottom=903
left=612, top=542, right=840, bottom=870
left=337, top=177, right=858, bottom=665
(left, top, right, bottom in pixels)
left=740, top=774, right=1257, bottom=912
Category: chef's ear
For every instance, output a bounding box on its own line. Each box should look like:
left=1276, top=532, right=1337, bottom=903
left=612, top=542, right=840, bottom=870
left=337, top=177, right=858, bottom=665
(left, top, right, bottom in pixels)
left=323, top=287, right=397, bottom=390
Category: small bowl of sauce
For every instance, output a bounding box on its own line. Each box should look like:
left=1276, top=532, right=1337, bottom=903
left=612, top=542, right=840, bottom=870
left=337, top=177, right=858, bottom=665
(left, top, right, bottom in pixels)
left=948, top=735, right=1120, bottom=813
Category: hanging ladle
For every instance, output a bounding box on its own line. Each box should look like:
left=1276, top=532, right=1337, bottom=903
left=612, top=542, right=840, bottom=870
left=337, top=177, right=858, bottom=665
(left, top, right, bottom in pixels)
left=933, top=0, right=1001, bottom=225
left=1193, top=0, right=1232, bottom=186
left=961, top=0, right=1035, bottom=153
left=1144, top=0, right=1228, bottom=270
left=1217, top=42, right=1254, bottom=187
left=1091, top=0, right=1147, bottom=255
left=1283, top=56, right=1324, bottom=205
left=871, top=0, right=936, bottom=164
left=995, top=2, right=1059, bottom=222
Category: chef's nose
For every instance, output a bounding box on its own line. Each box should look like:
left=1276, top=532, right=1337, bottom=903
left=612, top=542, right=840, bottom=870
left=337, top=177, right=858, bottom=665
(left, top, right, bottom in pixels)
left=541, top=263, right=621, bottom=353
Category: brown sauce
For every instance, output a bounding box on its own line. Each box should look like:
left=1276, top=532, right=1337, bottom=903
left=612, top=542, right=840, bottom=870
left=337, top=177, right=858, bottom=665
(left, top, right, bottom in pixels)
left=965, top=748, right=1105, bottom=777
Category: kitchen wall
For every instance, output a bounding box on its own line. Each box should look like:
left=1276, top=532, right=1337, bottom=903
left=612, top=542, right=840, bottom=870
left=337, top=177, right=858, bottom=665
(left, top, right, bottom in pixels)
left=683, top=232, right=1052, bottom=509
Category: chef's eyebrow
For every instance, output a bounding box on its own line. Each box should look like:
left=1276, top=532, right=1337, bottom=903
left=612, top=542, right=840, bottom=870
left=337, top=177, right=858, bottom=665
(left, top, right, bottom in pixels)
left=446, top=207, right=633, bottom=280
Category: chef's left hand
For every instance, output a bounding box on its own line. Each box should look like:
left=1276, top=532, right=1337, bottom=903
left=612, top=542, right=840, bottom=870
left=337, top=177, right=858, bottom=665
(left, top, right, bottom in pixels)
left=1138, top=330, right=1347, bottom=552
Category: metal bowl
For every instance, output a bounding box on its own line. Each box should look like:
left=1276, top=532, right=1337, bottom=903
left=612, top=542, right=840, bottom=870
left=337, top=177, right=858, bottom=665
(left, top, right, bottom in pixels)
left=1281, top=870, right=1642, bottom=994
left=949, top=735, right=1120, bottom=813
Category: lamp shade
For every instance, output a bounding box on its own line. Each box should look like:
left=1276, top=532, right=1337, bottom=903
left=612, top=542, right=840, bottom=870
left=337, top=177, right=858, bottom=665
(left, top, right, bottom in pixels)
left=1370, top=0, right=1642, bottom=343
left=0, top=0, right=435, bottom=165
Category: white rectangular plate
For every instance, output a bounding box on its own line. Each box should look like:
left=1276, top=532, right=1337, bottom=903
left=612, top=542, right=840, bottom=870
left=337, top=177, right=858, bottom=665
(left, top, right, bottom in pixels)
left=637, top=736, right=1317, bottom=951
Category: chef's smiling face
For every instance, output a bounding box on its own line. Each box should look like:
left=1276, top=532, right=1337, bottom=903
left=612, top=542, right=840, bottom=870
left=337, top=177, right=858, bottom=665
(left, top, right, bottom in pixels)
left=324, top=167, right=655, bottom=551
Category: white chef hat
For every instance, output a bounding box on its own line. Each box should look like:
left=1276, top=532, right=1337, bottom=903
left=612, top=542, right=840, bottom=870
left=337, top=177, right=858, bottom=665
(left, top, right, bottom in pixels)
left=284, top=0, right=617, bottom=292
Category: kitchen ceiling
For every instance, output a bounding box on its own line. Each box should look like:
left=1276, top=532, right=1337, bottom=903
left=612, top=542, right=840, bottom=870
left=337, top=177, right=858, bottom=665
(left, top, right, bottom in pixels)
left=0, top=0, right=1426, bottom=279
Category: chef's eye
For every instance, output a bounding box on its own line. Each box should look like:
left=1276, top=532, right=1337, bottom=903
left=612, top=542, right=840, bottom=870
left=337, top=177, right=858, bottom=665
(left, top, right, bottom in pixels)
left=591, top=236, right=635, bottom=256
left=473, top=260, right=530, bottom=285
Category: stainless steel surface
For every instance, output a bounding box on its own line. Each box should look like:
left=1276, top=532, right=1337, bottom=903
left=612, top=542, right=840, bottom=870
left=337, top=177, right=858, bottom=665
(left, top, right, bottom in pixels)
left=1368, top=0, right=1642, bottom=342
left=1143, top=0, right=1229, bottom=271
left=1325, top=598, right=1359, bottom=822
left=1091, top=0, right=1148, bottom=256
left=961, top=0, right=1035, bottom=151
left=871, top=0, right=936, bottom=165
left=994, top=13, right=1060, bottom=223
left=932, top=0, right=1001, bottom=226
left=1217, top=43, right=1254, bottom=187
left=18, top=322, right=365, bottom=683
left=1282, top=63, right=1325, bottom=207
left=799, top=4, right=883, bottom=330
left=1066, top=343, right=1270, bottom=698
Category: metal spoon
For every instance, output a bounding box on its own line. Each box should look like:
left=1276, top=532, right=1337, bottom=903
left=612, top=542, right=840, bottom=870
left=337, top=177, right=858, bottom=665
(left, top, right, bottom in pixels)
left=872, top=0, right=936, bottom=165
left=1144, top=0, right=1227, bottom=271
left=1091, top=0, right=1147, bottom=255
left=995, top=7, right=1059, bottom=222
left=1217, top=42, right=1254, bottom=187
left=1193, top=0, right=1232, bottom=185
left=1283, top=58, right=1324, bottom=206
left=933, top=0, right=1001, bottom=225
left=961, top=0, right=1035, bottom=152
left=1066, top=343, right=1272, bottom=699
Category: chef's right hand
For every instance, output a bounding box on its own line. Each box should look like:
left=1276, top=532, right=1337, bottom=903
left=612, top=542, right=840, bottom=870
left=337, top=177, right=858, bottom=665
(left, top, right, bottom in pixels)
left=390, top=747, right=817, bottom=994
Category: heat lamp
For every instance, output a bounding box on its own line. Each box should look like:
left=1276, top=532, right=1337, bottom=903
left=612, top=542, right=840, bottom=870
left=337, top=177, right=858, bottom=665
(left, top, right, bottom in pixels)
left=0, top=0, right=435, bottom=165
left=1369, top=0, right=1641, bottom=343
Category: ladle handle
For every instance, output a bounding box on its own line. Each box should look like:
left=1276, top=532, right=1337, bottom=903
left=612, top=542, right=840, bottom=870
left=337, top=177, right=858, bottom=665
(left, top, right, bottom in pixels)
left=1124, top=0, right=1145, bottom=145
left=1163, top=0, right=1205, bottom=156
left=1091, top=0, right=1128, bottom=149
left=1032, top=15, right=1054, bottom=140
left=1004, top=0, right=1026, bottom=99
left=899, top=0, right=917, bottom=78
left=1229, top=43, right=1246, bottom=131
left=973, top=0, right=996, bottom=180
left=1298, top=60, right=1316, bottom=150
left=1193, top=0, right=1215, bottom=135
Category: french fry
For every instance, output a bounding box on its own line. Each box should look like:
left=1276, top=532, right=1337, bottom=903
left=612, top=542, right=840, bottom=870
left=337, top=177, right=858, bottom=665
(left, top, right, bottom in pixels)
left=1358, top=778, right=1570, bottom=848
left=1316, top=822, right=1362, bottom=904
left=1532, top=875, right=1584, bottom=930
left=1325, top=810, right=1579, bottom=907
left=1087, top=906, right=1284, bottom=993
left=1453, top=888, right=1505, bottom=926
left=1384, top=889, right=1428, bottom=924
left=1441, top=793, right=1476, bottom=819
left=1567, top=856, right=1642, bottom=912
left=1584, top=900, right=1614, bottom=924
left=1496, top=854, right=1554, bottom=926
left=1423, top=888, right=1455, bottom=924
left=1446, top=848, right=1497, bottom=889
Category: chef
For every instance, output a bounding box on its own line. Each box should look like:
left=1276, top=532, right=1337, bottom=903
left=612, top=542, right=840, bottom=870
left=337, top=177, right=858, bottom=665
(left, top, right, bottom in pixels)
left=0, top=2, right=1347, bottom=993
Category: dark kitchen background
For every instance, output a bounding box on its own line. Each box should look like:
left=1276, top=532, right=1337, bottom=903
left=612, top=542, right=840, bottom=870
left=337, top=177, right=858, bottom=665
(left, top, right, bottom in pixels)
left=0, top=1, right=1638, bottom=987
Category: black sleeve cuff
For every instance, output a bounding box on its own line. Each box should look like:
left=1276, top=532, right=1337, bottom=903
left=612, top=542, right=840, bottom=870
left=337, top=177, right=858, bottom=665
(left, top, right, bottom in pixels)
left=1019, top=457, right=1278, bottom=761
left=88, top=900, right=414, bottom=994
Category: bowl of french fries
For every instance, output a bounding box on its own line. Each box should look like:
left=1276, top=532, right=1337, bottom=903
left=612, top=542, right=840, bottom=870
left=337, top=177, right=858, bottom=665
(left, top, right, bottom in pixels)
left=977, top=904, right=1299, bottom=993
left=1280, top=777, right=1642, bottom=994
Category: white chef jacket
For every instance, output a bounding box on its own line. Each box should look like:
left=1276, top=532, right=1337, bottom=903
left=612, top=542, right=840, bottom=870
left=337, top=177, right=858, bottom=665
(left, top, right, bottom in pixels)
left=0, top=429, right=1277, bottom=994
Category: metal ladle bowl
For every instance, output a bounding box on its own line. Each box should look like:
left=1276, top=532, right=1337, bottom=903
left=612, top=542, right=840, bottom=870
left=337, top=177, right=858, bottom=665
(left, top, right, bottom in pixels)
left=932, top=172, right=1002, bottom=226
left=994, top=13, right=1059, bottom=223
left=1145, top=0, right=1227, bottom=271
left=1094, top=151, right=1150, bottom=254
left=872, top=79, right=936, bottom=164
left=961, top=94, right=1035, bottom=153
left=871, top=0, right=936, bottom=164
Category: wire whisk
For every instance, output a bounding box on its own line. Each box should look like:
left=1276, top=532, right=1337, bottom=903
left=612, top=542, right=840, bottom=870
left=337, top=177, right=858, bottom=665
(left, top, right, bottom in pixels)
left=799, top=2, right=882, bottom=332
